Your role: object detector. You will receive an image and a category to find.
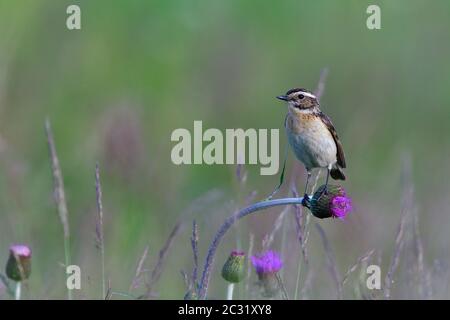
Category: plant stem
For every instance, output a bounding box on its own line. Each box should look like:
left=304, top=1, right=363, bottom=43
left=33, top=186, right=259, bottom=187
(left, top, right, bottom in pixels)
left=45, top=119, right=72, bottom=300
left=95, top=163, right=106, bottom=299
left=15, top=282, right=21, bottom=300
left=294, top=257, right=303, bottom=300
left=101, top=242, right=105, bottom=300
left=64, top=236, right=73, bottom=300
left=276, top=273, right=290, bottom=300
left=198, top=196, right=305, bottom=299
left=226, top=283, right=234, bottom=300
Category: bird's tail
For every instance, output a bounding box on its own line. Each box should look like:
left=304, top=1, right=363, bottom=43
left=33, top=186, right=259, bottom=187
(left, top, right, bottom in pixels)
left=330, top=166, right=346, bottom=180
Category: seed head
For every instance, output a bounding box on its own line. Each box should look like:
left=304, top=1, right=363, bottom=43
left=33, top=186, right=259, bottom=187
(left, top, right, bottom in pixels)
left=309, top=185, right=352, bottom=219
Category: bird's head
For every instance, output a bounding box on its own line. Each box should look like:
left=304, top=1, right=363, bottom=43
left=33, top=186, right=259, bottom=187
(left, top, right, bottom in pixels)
left=276, top=88, right=318, bottom=112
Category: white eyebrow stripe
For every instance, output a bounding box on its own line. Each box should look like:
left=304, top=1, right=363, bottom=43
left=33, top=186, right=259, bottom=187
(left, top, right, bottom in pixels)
left=299, top=91, right=316, bottom=99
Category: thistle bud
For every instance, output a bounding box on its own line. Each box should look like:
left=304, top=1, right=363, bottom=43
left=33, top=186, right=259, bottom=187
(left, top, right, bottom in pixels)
left=251, top=250, right=283, bottom=297
left=309, top=184, right=352, bottom=219
left=221, top=250, right=245, bottom=283
left=6, top=244, right=32, bottom=281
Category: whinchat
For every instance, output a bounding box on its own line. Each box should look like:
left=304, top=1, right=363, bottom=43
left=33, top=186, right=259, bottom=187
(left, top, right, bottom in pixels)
left=277, top=88, right=346, bottom=200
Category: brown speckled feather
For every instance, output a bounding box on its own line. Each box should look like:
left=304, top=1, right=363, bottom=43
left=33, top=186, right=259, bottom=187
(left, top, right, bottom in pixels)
left=317, top=111, right=346, bottom=168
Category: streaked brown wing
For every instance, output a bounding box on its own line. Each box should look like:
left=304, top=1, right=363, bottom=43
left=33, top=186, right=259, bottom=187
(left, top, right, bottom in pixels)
left=318, top=111, right=346, bottom=168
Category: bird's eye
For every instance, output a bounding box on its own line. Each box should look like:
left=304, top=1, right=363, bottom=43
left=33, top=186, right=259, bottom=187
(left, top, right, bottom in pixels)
left=298, top=94, right=305, bottom=99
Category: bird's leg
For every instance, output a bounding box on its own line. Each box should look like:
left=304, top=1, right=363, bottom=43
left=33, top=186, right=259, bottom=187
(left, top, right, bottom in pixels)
left=318, top=165, right=331, bottom=199
left=301, top=171, right=312, bottom=207
left=303, top=170, right=312, bottom=195
left=325, top=166, right=330, bottom=192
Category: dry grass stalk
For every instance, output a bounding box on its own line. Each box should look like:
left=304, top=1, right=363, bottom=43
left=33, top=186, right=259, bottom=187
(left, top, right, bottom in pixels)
left=45, top=119, right=70, bottom=238
left=143, top=221, right=182, bottom=298
left=245, top=233, right=254, bottom=298
left=190, top=220, right=199, bottom=288
left=314, top=67, right=329, bottom=101
left=291, top=184, right=308, bottom=264
left=129, top=246, right=150, bottom=292
left=94, top=163, right=107, bottom=299
left=342, top=249, right=375, bottom=285
left=384, top=189, right=409, bottom=298
left=316, top=223, right=343, bottom=299
left=45, top=118, right=72, bottom=300
left=262, top=206, right=288, bottom=251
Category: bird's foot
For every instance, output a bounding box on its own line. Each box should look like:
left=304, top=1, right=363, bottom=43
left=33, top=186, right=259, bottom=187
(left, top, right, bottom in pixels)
left=318, top=185, right=328, bottom=199
left=301, top=193, right=310, bottom=208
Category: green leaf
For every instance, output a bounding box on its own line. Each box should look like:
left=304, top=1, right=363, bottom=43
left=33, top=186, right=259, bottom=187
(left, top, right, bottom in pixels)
left=265, top=143, right=288, bottom=200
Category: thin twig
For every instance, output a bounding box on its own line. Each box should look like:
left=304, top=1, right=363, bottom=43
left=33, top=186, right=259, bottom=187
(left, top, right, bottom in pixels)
left=45, top=118, right=72, bottom=300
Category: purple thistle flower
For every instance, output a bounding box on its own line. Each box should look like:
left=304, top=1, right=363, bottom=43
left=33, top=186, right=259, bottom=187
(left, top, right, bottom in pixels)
left=309, top=185, right=352, bottom=220
left=10, top=244, right=32, bottom=258
left=251, top=250, right=283, bottom=276
left=330, top=195, right=352, bottom=219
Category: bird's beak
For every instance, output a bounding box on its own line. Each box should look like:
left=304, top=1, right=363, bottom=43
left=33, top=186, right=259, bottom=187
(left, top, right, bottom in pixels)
left=276, top=95, right=288, bottom=101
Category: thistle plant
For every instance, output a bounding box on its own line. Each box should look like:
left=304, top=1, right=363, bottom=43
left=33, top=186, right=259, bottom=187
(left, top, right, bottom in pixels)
left=197, top=186, right=353, bottom=299
left=221, top=250, right=246, bottom=300
left=5, top=244, right=32, bottom=300
left=251, top=250, right=283, bottom=298
left=197, top=196, right=306, bottom=299
left=307, top=184, right=352, bottom=219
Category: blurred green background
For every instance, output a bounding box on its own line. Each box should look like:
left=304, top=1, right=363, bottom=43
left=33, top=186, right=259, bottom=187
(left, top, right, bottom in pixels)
left=0, top=0, right=449, bottom=299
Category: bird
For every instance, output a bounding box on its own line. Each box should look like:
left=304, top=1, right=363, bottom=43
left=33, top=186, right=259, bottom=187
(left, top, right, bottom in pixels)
left=277, top=87, right=346, bottom=201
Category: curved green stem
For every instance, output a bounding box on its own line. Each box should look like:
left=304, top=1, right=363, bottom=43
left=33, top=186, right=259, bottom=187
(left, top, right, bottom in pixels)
left=198, top=196, right=306, bottom=299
